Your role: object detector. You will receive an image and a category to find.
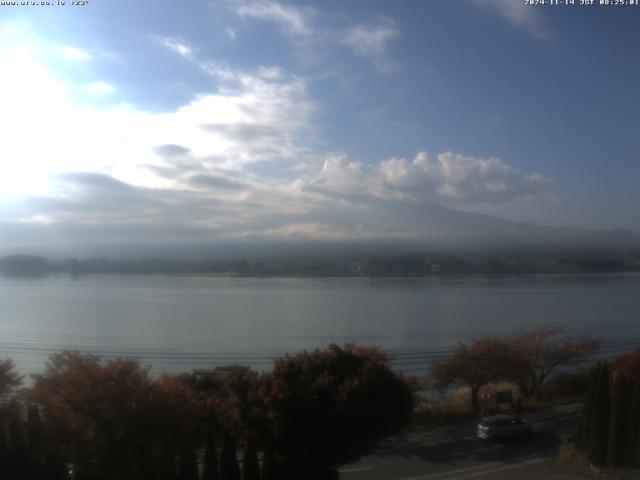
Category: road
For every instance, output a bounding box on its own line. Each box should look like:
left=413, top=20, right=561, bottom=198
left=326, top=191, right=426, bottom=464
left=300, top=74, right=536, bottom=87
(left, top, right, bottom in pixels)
left=339, top=405, right=590, bottom=480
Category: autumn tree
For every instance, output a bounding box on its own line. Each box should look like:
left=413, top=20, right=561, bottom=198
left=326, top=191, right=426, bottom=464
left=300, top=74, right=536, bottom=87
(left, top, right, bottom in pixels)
left=432, top=339, right=514, bottom=413
left=0, top=359, right=22, bottom=398
left=27, top=351, right=199, bottom=480
left=263, top=344, right=416, bottom=479
left=507, top=325, right=598, bottom=399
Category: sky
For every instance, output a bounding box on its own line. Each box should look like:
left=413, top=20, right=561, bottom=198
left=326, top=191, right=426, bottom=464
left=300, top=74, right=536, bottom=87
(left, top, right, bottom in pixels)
left=0, top=0, right=639, bottom=257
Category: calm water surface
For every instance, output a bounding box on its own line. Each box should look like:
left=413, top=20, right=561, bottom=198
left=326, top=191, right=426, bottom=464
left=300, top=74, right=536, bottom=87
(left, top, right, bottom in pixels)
left=1, top=273, right=639, bottom=377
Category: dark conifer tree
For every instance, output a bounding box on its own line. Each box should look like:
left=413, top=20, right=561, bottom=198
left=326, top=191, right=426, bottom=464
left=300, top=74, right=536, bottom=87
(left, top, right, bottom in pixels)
left=177, top=446, right=198, bottom=480
left=0, top=424, right=8, bottom=472
left=260, top=448, right=277, bottom=480
left=242, top=440, right=260, bottom=480
left=202, top=433, right=219, bottom=480
left=220, top=433, right=240, bottom=480
left=607, top=376, right=632, bottom=467
left=627, top=381, right=640, bottom=467
left=589, top=362, right=610, bottom=466
left=25, top=404, right=44, bottom=480
left=579, top=365, right=599, bottom=445
left=8, top=416, right=28, bottom=479
left=26, top=404, right=43, bottom=452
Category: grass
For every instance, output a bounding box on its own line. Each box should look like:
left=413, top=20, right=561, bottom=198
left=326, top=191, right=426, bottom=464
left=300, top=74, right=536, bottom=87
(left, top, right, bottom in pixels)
left=412, top=395, right=472, bottom=429
left=556, top=443, right=598, bottom=476
left=411, top=379, right=586, bottom=430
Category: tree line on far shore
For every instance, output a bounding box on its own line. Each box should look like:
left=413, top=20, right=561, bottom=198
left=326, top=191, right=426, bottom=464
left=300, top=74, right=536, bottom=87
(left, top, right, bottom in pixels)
left=2, top=253, right=639, bottom=278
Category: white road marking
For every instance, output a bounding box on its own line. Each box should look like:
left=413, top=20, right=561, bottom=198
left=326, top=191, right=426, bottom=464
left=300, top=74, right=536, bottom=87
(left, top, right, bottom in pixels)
left=447, top=453, right=550, bottom=479
left=401, top=450, right=556, bottom=480
left=402, top=461, right=508, bottom=480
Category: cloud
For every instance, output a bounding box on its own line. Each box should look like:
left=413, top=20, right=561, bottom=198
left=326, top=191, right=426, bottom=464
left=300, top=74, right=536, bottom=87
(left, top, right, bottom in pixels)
left=61, top=46, right=93, bottom=61
left=312, top=151, right=553, bottom=207
left=472, top=0, right=547, bottom=38
left=341, top=17, right=400, bottom=73
left=232, top=0, right=313, bottom=36
left=153, top=35, right=194, bottom=58
left=188, top=174, right=249, bottom=191
left=0, top=22, right=558, bottom=252
left=0, top=29, right=315, bottom=203
left=2, top=143, right=556, bottom=252
left=153, top=144, right=192, bottom=158
left=86, top=81, right=115, bottom=95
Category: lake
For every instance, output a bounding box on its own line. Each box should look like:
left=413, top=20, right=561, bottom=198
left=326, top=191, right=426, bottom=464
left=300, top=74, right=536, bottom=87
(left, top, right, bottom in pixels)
left=1, top=273, right=639, bottom=378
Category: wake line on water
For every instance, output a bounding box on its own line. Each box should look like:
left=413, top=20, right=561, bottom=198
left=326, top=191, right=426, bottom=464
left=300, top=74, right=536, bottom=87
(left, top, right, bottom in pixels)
left=2, top=336, right=639, bottom=377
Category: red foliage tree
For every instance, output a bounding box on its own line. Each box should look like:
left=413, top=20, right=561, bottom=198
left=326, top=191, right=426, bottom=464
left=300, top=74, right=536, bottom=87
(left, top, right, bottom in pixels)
left=27, top=351, right=199, bottom=480
left=508, top=325, right=599, bottom=398
left=432, top=338, right=514, bottom=413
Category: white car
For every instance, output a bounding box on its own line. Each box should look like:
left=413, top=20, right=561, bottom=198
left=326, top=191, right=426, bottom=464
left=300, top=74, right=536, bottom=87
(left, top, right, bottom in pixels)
left=477, top=414, right=532, bottom=440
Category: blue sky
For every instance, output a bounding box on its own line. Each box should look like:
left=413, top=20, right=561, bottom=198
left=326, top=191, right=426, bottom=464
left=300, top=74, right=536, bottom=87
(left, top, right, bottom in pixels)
left=0, top=0, right=639, bottom=254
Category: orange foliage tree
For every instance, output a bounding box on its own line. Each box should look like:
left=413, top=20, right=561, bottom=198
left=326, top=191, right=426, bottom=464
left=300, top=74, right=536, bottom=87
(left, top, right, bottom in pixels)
left=27, top=351, right=201, bottom=480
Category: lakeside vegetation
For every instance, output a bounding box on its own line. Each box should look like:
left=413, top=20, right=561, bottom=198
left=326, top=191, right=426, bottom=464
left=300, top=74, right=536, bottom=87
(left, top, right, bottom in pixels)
left=1, top=326, right=638, bottom=479
left=0, top=345, right=416, bottom=480
left=2, top=253, right=640, bottom=278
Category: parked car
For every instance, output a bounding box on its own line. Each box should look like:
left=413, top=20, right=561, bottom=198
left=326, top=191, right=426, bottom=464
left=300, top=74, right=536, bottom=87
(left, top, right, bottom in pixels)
left=477, top=414, right=532, bottom=440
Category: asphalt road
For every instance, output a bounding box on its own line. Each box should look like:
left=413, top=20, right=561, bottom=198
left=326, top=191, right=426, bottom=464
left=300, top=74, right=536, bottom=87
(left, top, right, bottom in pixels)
left=339, top=405, right=590, bottom=480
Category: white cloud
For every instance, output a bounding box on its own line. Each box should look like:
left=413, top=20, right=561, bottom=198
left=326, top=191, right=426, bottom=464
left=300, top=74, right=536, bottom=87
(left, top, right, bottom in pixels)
left=472, top=0, right=547, bottom=38
left=341, top=17, right=400, bottom=73
left=61, top=46, right=93, bottom=61
left=153, top=35, right=194, bottom=58
left=232, top=0, right=313, bottom=36
left=0, top=28, right=314, bottom=201
left=0, top=22, right=557, bottom=249
left=314, top=151, right=553, bottom=207
left=225, top=27, right=237, bottom=41
left=86, top=81, right=115, bottom=95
